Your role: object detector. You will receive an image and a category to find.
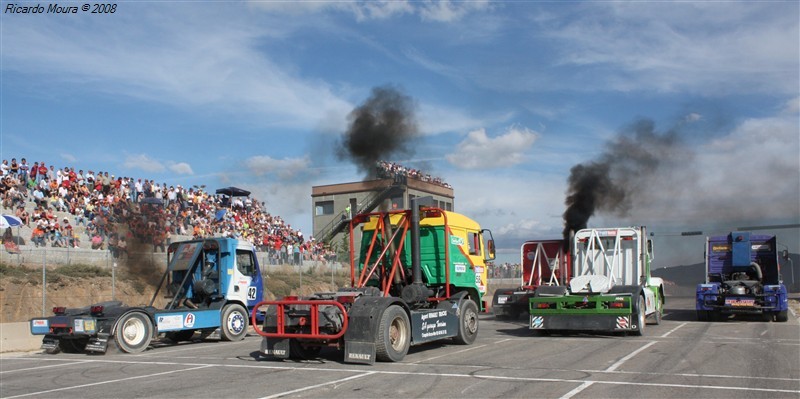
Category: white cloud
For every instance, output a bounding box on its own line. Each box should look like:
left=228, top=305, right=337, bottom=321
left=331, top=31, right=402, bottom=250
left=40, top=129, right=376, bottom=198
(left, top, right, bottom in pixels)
left=60, top=153, right=77, bottom=163
left=123, top=154, right=165, bottom=173
left=534, top=3, right=799, bottom=95
left=783, top=96, right=800, bottom=115
left=244, top=155, right=312, bottom=180
left=419, top=0, right=491, bottom=22
left=168, top=162, right=194, bottom=175
left=684, top=113, right=702, bottom=123
left=2, top=5, right=353, bottom=132
left=446, top=125, right=539, bottom=169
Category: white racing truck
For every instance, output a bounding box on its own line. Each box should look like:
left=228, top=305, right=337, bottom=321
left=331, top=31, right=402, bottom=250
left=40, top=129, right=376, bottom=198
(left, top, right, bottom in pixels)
left=529, top=226, right=665, bottom=335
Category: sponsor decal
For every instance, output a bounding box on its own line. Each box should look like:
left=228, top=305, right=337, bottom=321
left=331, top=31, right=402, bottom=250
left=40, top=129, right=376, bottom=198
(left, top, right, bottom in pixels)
left=455, top=263, right=467, bottom=273
left=184, top=313, right=195, bottom=328
left=265, top=349, right=287, bottom=356
left=74, top=319, right=84, bottom=333
left=474, top=266, right=484, bottom=274
left=157, top=315, right=183, bottom=330
left=348, top=353, right=372, bottom=361
left=32, top=319, right=48, bottom=327
left=450, top=236, right=465, bottom=246
left=531, top=316, right=544, bottom=329
left=497, top=295, right=508, bottom=304
left=712, top=244, right=731, bottom=252
left=616, top=316, right=629, bottom=330
left=725, top=298, right=756, bottom=307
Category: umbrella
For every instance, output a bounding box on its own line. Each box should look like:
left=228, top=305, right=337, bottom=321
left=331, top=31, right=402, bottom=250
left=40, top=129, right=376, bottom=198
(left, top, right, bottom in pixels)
left=215, top=209, right=227, bottom=221
left=0, top=215, right=22, bottom=229
left=215, top=187, right=250, bottom=197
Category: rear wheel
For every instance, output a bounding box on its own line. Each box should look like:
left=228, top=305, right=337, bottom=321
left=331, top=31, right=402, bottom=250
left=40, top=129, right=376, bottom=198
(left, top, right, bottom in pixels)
left=220, top=304, right=248, bottom=341
left=775, top=310, right=788, bottom=322
left=696, top=310, right=709, bottom=321
left=631, top=296, right=646, bottom=336
left=453, top=299, right=479, bottom=345
left=375, top=305, right=410, bottom=362
left=649, top=295, right=663, bottom=325
left=115, top=312, right=153, bottom=353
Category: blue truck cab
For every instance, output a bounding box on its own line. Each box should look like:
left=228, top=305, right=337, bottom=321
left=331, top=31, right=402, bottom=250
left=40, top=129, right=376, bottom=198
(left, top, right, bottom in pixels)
left=696, top=232, right=788, bottom=322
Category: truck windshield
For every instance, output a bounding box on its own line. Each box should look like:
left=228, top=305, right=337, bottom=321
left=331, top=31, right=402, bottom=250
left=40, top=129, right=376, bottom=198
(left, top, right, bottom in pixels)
left=169, top=242, right=203, bottom=271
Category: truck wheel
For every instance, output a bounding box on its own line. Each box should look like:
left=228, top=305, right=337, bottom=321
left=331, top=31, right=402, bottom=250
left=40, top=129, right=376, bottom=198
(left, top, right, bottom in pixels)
left=165, top=329, right=195, bottom=342
left=454, top=299, right=479, bottom=345
left=115, top=312, right=153, bottom=353
left=220, top=304, right=248, bottom=341
left=696, top=310, right=709, bottom=322
left=375, top=305, right=410, bottom=362
left=649, top=296, right=663, bottom=325
left=632, top=296, right=646, bottom=336
left=775, top=310, right=788, bottom=322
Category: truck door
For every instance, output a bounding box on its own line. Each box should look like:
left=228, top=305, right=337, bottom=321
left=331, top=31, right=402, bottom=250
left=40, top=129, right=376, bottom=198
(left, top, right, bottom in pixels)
left=230, top=249, right=263, bottom=308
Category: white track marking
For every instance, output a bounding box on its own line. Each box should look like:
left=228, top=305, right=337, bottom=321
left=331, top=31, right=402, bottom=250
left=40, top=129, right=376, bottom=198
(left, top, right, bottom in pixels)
left=0, top=360, right=90, bottom=374
left=605, top=341, right=657, bottom=372
left=258, top=372, right=375, bottom=399
left=4, top=364, right=212, bottom=399
left=4, top=357, right=799, bottom=395
left=560, top=381, right=594, bottom=399
left=660, top=322, right=687, bottom=337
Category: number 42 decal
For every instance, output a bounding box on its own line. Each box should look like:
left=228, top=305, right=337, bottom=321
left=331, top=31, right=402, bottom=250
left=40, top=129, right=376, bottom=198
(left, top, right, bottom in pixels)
left=247, top=287, right=257, bottom=300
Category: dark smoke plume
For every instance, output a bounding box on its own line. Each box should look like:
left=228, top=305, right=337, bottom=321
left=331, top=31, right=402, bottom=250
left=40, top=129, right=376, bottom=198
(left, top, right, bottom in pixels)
left=338, top=85, right=419, bottom=177
left=562, top=119, right=691, bottom=243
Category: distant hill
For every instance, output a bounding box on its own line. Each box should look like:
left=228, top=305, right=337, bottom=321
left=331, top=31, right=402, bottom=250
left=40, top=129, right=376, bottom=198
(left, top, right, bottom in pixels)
left=653, top=253, right=800, bottom=294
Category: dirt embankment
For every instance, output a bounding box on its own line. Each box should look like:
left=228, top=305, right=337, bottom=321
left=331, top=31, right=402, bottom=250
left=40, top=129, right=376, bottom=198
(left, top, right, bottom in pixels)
left=1, top=263, right=349, bottom=323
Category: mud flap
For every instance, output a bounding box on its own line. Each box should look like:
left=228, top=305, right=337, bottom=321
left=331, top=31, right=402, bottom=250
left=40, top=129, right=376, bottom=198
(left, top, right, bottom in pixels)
left=85, top=333, right=109, bottom=353
left=261, top=337, right=290, bottom=359
left=41, top=336, right=58, bottom=352
left=343, top=296, right=403, bottom=364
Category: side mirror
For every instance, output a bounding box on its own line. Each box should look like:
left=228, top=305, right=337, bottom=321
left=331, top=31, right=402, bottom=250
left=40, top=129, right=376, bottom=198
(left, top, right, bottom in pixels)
left=647, top=239, right=655, bottom=260
left=487, top=239, right=496, bottom=260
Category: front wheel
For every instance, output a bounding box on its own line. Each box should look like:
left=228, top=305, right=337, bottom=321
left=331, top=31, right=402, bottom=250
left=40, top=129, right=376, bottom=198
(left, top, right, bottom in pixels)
left=631, top=296, right=646, bottom=336
left=220, top=304, right=248, bottom=341
left=453, top=299, right=479, bottom=345
left=115, top=312, right=153, bottom=353
left=375, top=305, right=410, bottom=362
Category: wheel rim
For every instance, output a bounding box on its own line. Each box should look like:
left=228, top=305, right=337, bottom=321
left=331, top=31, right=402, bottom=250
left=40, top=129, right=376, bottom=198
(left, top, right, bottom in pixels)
left=389, top=316, right=407, bottom=351
left=464, top=308, right=478, bottom=335
left=122, top=317, right=146, bottom=345
left=228, top=311, right=245, bottom=335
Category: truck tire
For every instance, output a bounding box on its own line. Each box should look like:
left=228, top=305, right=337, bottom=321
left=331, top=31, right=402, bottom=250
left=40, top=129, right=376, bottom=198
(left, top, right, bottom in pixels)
left=648, top=294, right=663, bottom=325
left=453, top=299, right=479, bottom=345
left=775, top=310, right=788, bottom=322
left=696, top=310, right=709, bottom=322
left=165, top=329, right=195, bottom=342
left=115, top=312, right=153, bottom=353
left=632, top=296, right=646, bottom=336
left=375, top=305, right=410, bottom=362
left=220, top=304, right=248, bottom=341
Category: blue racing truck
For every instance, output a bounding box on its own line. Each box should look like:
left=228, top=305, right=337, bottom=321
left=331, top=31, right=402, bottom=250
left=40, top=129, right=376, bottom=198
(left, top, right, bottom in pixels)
left=30, top=237, right=264, bottom=353
left=696, top=232, right=789, bottom=322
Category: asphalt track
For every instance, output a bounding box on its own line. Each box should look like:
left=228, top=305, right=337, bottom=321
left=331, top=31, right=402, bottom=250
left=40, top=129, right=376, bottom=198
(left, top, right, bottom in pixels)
left=1, top=296, right=798, bottom=399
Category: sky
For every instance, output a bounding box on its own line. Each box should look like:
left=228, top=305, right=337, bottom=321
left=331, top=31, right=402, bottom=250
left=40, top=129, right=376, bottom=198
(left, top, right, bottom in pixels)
left=2, top=1, right=799, bottom=268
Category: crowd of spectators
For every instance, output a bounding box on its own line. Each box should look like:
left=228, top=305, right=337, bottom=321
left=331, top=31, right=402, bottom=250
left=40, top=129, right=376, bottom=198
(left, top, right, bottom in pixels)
left=490, top=262, right=521, bottom=279
left=0, top=157, right=336, bottom=263
left=375, top=161, right=452, bottom=189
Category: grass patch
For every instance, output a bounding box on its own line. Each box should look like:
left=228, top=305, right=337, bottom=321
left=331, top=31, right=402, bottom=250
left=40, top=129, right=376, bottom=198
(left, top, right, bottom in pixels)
left=53, top=264, right=111, bottom=278
left=0, top=263, right=30, bottom=278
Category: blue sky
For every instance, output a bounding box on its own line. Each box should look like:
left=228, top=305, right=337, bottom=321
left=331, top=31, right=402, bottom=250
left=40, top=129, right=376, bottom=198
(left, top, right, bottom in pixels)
left=2, top=1, right=799, bottom=267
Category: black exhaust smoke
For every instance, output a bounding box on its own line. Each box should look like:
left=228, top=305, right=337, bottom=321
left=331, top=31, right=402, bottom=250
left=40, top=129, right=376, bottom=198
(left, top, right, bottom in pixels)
left=338, top=85, right=419, bottom=178
left=562, top=119, right=691, bottom=246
